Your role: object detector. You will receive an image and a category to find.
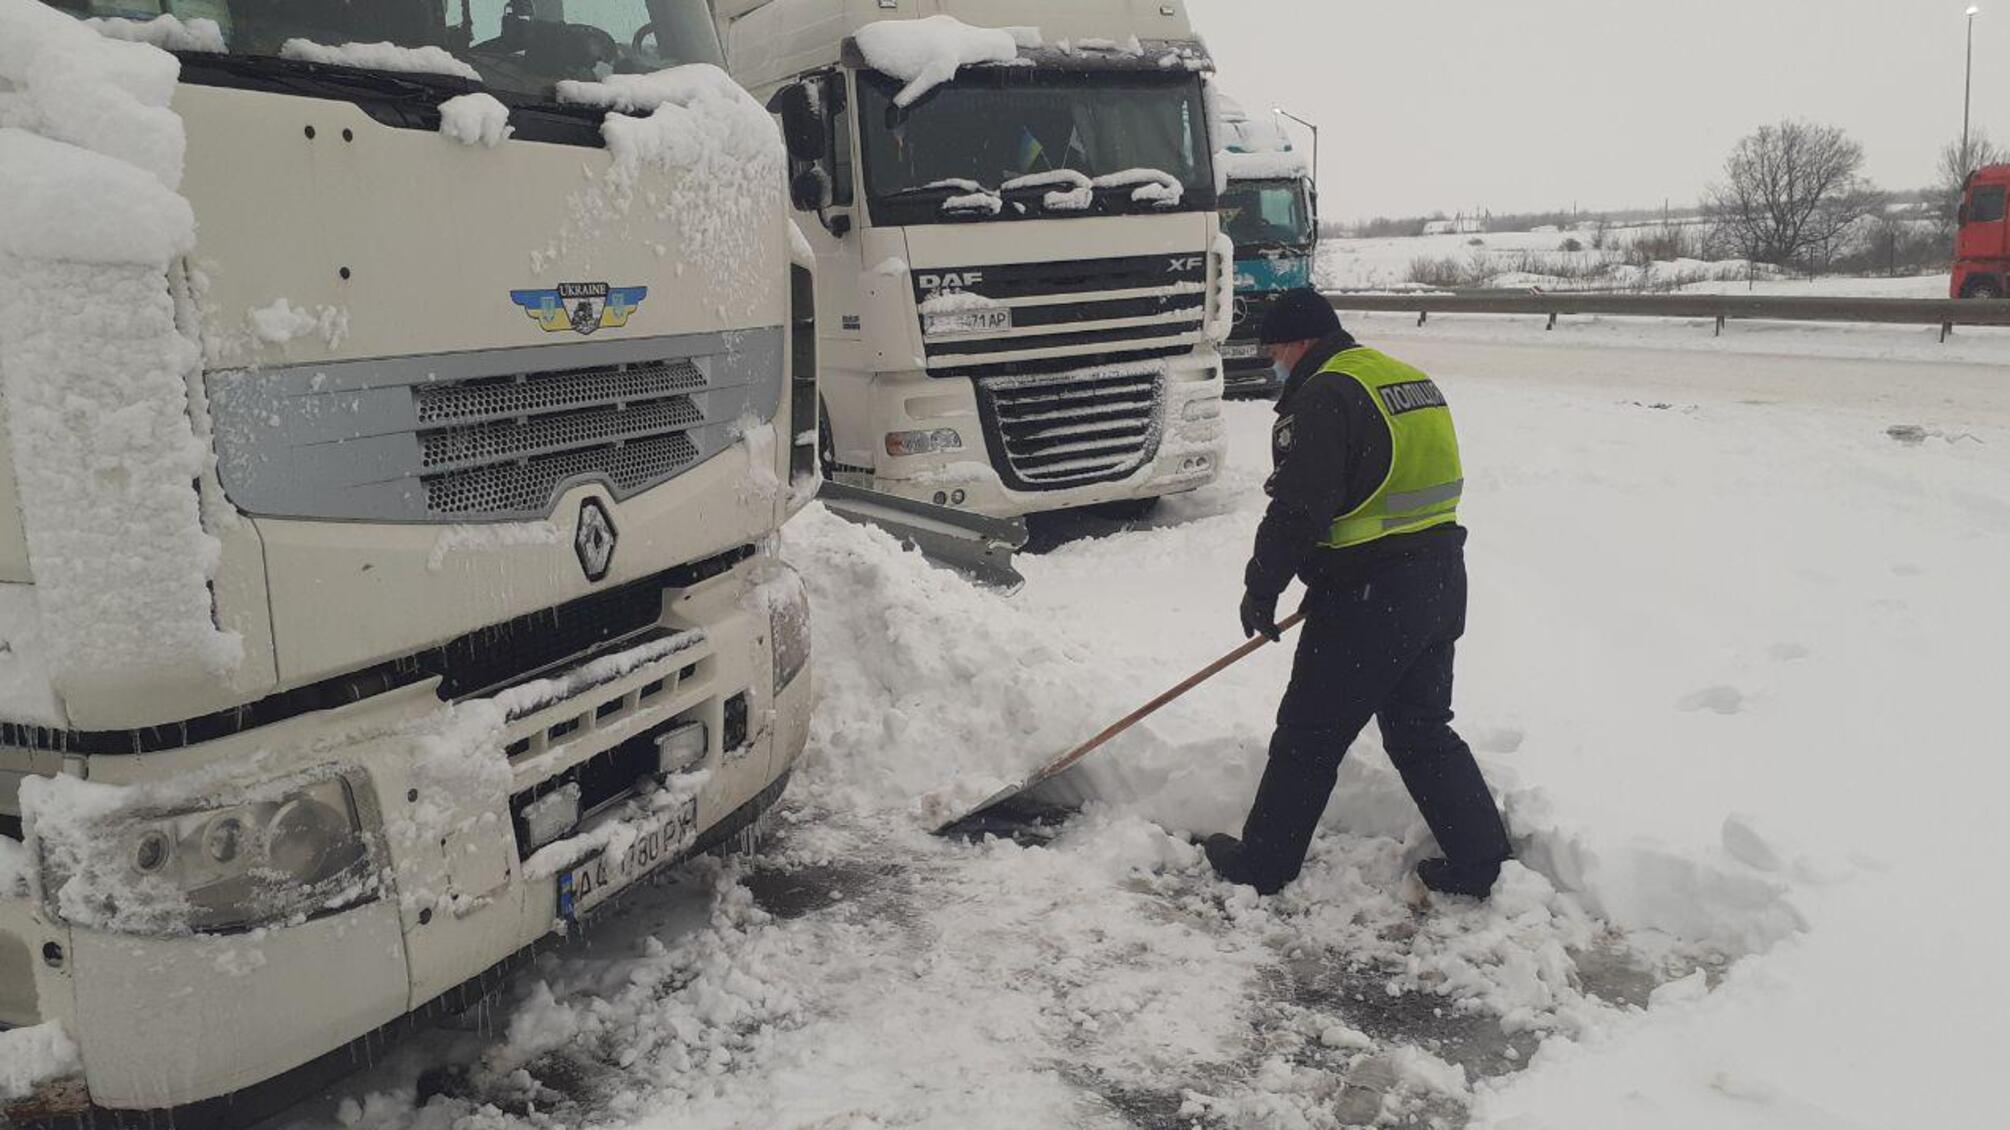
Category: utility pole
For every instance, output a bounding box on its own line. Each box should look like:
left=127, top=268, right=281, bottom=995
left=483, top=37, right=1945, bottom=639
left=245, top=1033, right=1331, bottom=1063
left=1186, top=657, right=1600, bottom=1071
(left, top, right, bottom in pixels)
left=1965, top=6, right=1982, bottom=172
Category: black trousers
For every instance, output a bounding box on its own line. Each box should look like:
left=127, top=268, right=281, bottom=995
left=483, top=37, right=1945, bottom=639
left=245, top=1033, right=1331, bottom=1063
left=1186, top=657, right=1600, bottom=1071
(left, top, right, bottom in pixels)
left=1238, top=547, right=1512, bottom=893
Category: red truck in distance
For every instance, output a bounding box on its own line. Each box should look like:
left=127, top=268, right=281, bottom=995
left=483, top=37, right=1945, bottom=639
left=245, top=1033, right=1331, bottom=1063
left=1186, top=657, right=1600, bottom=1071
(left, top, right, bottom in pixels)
left=1953, top=164, right=2010, bottom=298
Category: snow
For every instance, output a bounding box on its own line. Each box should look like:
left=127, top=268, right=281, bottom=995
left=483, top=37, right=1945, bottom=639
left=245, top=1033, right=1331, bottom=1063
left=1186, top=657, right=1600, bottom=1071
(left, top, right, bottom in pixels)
left=0, top=584, right=61, bottom=726
left=854, top=15, right=1023, bottom=108
left=0, top=0, right=185, bottom=188
left=941, top=190, right=1003, bottom=215
left=915, top=289, right=1003, bottom=315
left=0, top=1022, right=80, bottom=1101
left=271, top=316, right=2010, bottom=1130
left=1093, top=167, right=1185, bottom=205
left=1209, top=228, right=1236, bottom=340
left=82, top=14, right=224, bottom=54
left=495, top=631, right=706, bottom=721
left=247, top=296, right=348, bottom=348
left=0, top=9, right=242, bottom=707
left=425, top=520, right=563, bottom=572
left=536, top=65, right=782, bottom=325
left=0, top=130, right=192, bottom=263
left=436, top=92, right=512, bottom=147
left=278, top=39, right=481, bottom=82
left=1002, top=168, right=1092, bottom=212
left=1318, top=229, right=1948, bottom=298
left=1074, top=36, right=1145, bottom=56
left=1220, top=148, right=1311, bottom=181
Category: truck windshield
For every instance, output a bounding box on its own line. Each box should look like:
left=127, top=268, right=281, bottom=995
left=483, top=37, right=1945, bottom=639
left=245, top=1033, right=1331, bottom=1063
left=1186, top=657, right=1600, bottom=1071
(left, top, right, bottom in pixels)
left=857, top=69, right=1214, bottom=226
left=52, top=0, right=725, bottom=100
left=1221, top=180, right=1313, bottom=249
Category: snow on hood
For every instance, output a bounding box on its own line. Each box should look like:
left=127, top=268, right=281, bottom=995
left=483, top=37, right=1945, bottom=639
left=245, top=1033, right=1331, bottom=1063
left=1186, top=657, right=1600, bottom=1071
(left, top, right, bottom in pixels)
left=527, top=64, right=782, bottom=328
left=558, top=63, right=779, bottom=173
left=279, top=38, right=481, bottom=82
left=854, top=15, right=1027, bottom=108
left=437, top=91, right=512, bottom=147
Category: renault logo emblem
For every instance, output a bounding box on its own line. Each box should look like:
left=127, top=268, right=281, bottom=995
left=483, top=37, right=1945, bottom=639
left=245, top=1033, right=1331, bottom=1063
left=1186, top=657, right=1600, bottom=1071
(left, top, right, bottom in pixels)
left=574, top=498, right=617, bottom=582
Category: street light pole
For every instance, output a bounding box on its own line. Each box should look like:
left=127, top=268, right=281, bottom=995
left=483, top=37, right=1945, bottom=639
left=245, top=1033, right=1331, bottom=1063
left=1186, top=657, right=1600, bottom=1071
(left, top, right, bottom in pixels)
left=1272, top=107, right=1319, bottom=186
left=1965, top=6, right=1981, bottom=171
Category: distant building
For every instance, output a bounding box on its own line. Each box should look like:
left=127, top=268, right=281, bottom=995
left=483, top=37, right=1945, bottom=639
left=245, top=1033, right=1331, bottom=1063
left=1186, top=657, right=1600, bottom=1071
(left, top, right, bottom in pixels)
left=1423, top=216, right=1484, bottom=236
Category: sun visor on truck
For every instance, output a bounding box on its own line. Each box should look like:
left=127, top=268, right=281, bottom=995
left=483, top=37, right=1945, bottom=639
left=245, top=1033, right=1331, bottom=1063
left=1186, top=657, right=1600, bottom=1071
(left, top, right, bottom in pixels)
left=839, top=38, right=1213, bottom=77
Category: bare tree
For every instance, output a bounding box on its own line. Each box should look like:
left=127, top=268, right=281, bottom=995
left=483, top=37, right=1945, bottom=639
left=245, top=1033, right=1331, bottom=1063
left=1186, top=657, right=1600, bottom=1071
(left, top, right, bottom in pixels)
left=1705, top=120, right=1880, bottom=272
left=1935, top=129, right=2008, bottom=229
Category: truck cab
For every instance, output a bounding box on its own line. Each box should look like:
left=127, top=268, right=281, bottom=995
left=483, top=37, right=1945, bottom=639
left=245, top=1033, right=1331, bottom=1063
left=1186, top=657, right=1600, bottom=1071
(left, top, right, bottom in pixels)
left=715, top=0, right=1228, bottom=520
left=1, top=1, right=812, bottom=1120
left=1954, top=164, right=2010, bottom=299
left=1214, top=94, right=1316, bottom=397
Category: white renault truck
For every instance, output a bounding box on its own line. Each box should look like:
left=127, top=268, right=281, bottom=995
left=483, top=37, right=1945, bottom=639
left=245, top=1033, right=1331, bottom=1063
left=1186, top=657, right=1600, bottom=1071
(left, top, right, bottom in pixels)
left=0, top=1, right=813, bottom=1122
left=715, top=0, right=1228, bottom=521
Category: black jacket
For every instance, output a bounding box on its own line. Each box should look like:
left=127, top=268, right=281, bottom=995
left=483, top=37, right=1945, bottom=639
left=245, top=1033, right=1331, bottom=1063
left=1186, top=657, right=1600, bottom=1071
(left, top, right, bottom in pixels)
left=1244, top=333, right=1465, bottom=603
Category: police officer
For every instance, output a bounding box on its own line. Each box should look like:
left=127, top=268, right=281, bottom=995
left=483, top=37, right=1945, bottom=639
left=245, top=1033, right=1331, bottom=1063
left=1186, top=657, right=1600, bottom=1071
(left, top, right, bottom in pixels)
left=1204, top=288, right=1513, bottom=899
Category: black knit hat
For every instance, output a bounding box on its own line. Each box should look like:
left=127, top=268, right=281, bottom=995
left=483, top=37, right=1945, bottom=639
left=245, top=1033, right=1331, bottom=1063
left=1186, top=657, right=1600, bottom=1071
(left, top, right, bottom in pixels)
left=1259, top=287, right=1343, bottom=345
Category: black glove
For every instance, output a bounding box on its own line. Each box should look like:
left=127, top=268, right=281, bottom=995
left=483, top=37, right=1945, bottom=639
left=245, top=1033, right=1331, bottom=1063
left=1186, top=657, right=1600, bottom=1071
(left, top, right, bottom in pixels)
left=1240, top=589, right=1281, bottom=642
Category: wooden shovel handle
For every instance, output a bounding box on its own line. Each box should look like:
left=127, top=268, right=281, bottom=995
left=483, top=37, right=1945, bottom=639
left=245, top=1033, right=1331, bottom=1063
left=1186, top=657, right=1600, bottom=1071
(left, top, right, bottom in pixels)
left=1028, top=610, right=1308, bottom=787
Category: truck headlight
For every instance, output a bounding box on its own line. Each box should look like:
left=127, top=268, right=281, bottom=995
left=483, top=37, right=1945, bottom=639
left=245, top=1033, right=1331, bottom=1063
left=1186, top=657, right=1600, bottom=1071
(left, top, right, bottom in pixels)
left=39, top=772, right=380, bottom=936
left=770, top=569, right=811, bottom=692
left=884, top=428, right=963, bottom=457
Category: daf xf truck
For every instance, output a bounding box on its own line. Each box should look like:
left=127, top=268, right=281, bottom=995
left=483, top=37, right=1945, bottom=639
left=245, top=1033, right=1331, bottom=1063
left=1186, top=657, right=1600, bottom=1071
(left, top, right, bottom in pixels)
left=0, top=0, right=814, bottom=1121
left=715, top=0, right=1228, bottom=521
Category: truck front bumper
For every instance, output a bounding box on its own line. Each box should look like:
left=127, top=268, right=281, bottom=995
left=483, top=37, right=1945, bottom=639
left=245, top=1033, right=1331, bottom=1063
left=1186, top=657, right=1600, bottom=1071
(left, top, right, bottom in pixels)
left=0, top=552, right=810, bottom=1116
left=859, top=352, right=1227, bottom=520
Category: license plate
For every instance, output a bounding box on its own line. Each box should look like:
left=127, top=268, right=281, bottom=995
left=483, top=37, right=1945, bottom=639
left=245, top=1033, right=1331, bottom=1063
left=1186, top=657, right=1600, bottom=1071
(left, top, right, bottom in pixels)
left=924, top=308, right=1012, bottom=337
left=561, top=795, right=699, bottom=916
left=1222, top=341, right=1261, bottom=360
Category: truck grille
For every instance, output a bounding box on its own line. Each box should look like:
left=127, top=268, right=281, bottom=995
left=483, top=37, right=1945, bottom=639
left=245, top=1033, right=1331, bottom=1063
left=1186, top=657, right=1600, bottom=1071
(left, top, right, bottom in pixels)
left=916, top=252, right=1209, bottom=379
left=208, top=330, right=784, bottom=523
left=975, top=366, right=1165, bottom=491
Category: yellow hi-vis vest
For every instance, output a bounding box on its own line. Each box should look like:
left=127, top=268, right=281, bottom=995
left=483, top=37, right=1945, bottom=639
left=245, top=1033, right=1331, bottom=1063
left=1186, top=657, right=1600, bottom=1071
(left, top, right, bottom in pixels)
left=1315, top=348, right=1464, bottom=549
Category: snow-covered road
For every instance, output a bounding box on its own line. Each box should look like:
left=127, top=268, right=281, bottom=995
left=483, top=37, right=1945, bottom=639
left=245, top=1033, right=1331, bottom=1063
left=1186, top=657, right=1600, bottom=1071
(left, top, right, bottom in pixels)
left=280, top=333, right=2009, bottom=1130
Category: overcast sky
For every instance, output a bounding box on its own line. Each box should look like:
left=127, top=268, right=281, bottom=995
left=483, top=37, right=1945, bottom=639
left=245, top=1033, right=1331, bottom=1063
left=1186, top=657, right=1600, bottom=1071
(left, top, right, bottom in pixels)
left=1187, top=0, right=2009, bottom=220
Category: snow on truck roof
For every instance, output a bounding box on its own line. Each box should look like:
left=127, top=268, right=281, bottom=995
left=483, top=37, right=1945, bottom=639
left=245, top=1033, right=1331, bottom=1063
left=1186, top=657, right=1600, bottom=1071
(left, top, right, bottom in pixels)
left=719, top=0, right=1208, bottom=96
left=1215, top=92, right=1310, bottom=182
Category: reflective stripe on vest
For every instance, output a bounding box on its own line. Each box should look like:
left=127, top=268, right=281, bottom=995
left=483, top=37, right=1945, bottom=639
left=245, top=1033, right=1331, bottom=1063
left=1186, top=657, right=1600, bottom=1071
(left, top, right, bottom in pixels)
left=1316, top=347, right=1464, bottom=549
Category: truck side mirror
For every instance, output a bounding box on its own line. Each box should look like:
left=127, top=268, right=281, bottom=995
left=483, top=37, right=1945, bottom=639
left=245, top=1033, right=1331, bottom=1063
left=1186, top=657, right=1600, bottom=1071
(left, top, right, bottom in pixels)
left=790, top=167, right=832, bottom=213
left=772, top=83, right=827, bottom=163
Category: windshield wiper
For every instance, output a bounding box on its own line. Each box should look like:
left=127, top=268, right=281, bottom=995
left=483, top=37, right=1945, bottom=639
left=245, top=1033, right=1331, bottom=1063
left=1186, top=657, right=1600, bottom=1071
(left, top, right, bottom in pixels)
left=178, top=50, right=479, bottom=95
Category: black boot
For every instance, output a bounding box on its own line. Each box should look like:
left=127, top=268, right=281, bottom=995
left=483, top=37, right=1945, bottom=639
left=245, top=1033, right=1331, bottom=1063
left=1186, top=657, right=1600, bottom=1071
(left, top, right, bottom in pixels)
left=1389, top=740, right=1512, bottom=899
left=1416, top=856, right=1503, bottom=898
left=1235, top=726, right=1348, bottom=895
left=1202, top=834, right=1251, bottom=886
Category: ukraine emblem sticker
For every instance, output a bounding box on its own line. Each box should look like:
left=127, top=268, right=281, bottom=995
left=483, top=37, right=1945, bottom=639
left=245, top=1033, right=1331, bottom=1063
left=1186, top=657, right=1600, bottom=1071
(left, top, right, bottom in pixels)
left=509, top=282, right=648, bottom=335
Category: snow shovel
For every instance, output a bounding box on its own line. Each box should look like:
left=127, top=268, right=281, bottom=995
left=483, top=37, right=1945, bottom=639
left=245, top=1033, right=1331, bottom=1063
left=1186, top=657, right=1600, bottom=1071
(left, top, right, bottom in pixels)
left=935, top=609, right=1309, bottom=838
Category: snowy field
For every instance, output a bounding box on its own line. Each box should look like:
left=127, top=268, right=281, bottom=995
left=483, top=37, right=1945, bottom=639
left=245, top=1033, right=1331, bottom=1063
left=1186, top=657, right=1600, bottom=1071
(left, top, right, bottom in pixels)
left=271, top=329, right=2008, bottom=1130
left=1315, top=230, right=1950, bottom=300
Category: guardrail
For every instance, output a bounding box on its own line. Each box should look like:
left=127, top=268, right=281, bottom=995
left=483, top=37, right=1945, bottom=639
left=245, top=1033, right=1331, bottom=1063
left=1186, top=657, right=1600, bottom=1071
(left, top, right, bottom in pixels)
left=1321, top=291, right=2010, bottom=342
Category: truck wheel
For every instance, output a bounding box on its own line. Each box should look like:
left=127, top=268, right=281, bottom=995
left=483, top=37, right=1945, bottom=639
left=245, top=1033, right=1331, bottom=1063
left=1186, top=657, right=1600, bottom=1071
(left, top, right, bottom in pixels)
left=1962, top=277, right=2004, bottom=299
